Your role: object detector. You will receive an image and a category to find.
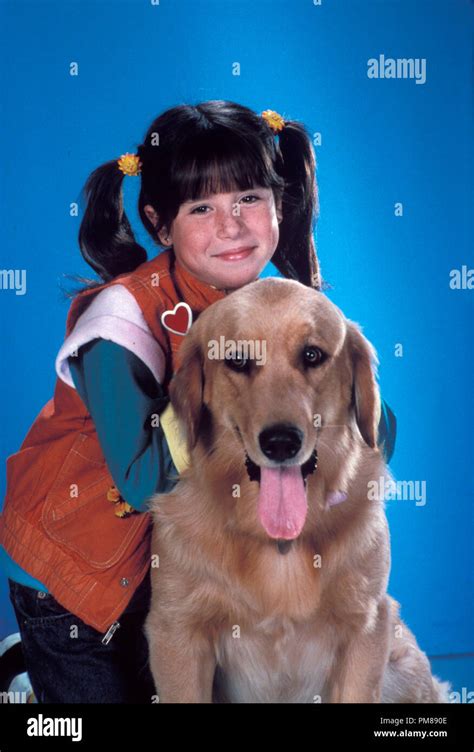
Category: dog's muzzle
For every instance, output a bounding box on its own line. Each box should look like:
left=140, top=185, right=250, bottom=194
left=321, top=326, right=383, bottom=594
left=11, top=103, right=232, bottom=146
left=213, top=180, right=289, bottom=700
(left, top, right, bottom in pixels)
left=244, top=449, right=318, bottom=485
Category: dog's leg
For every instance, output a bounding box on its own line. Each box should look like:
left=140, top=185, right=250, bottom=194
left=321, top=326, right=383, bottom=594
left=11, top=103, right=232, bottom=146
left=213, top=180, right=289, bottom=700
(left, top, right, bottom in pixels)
left=146, top=620, right=217, bottom=703
left=328, top=596, right=391, bottom=703
left=381, top=617, right=451, bottom=703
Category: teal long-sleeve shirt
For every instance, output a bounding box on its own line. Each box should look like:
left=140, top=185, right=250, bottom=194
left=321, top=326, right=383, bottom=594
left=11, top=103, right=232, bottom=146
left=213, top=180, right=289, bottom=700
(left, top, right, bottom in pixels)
left=1, top=338, right=396, bottom=591
left=68, top=338, right=179, bottom=512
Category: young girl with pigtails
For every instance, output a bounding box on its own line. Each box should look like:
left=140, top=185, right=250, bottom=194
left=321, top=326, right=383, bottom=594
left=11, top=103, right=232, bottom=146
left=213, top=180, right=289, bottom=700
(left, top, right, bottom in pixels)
left=0, top=100, right=396, bottom=703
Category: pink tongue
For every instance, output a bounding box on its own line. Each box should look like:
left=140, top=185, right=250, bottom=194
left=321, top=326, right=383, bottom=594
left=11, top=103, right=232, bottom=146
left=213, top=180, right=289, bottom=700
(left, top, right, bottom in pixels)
left=258, top=465, right=308, bottom=540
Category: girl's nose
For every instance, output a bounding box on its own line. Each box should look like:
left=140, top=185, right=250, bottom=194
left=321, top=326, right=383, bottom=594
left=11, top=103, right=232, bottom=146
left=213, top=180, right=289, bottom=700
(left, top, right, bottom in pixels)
left=215, top=207, right=245, bottom=232
left=216, top=204, right=242, bottom=225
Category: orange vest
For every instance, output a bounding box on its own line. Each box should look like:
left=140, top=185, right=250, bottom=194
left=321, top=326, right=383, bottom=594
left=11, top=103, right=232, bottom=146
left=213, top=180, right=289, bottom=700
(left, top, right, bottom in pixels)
left=0, top=250, right=226, bottom=632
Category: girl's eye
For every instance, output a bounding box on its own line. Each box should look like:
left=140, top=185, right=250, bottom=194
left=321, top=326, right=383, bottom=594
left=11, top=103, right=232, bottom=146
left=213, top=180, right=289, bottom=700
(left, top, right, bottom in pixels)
left=190, top=195, right=260, bottom=215
left=302, top=346, right=327, bottom=368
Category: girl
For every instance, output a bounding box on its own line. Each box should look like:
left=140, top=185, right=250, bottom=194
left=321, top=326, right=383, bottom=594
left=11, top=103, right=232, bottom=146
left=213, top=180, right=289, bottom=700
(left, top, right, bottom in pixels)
left=0, top=100, right=396, bottom=703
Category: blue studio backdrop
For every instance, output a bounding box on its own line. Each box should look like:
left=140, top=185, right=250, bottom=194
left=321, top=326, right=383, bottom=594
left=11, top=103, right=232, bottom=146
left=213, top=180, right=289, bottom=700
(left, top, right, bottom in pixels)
left=1, top=0, right=472, bottom=691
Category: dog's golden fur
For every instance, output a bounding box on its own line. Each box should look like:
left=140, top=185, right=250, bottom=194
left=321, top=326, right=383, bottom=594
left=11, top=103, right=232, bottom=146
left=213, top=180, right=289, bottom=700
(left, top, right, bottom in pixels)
left=145, top=278, right=449, bottom=703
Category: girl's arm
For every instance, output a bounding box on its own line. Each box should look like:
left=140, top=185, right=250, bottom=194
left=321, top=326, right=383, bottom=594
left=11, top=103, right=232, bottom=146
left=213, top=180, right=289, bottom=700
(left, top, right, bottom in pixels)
left=68, top=338, right=178, bottom=512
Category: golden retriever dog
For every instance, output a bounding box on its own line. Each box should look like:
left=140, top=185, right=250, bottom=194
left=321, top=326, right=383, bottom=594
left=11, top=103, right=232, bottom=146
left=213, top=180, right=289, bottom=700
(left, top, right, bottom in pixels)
left=145, top=278, right=449, bottom=703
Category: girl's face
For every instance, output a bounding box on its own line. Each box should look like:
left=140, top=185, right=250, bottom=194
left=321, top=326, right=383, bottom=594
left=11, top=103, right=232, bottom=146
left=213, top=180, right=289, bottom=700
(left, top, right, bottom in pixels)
left=144, top=187, right=282, bottom=291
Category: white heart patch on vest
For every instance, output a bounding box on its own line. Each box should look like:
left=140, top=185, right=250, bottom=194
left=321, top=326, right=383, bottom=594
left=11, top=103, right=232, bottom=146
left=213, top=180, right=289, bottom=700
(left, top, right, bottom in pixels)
left=160, top=302, right=193, bottom=336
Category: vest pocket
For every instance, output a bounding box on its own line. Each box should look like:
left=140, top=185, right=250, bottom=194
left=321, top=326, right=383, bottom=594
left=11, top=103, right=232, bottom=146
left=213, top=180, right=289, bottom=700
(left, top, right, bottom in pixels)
left=43, top=433, right=149, bottom=569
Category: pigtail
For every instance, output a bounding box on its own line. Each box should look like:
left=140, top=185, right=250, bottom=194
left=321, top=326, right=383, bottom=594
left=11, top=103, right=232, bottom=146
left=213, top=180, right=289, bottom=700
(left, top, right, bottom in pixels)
left=78, top=160, right=148, bottom=282
left=272, top=121, right=321, bottom=290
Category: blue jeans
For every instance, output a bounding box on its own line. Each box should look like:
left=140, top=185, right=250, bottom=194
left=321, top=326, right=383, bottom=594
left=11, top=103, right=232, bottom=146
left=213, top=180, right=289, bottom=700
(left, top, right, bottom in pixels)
left=8, top=572, right=156, bottom=703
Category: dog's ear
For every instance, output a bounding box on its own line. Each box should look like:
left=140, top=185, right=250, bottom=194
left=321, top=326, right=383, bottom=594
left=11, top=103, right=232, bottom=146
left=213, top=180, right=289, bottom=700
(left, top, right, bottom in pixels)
left=168, top=334, right=204, bottom=451
left=346, top=322, right=381, bottom=448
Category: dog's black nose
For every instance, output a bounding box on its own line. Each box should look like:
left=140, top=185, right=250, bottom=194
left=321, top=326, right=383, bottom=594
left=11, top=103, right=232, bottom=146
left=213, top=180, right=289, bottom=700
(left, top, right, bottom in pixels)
left=258, top=424, right=303, bottom=462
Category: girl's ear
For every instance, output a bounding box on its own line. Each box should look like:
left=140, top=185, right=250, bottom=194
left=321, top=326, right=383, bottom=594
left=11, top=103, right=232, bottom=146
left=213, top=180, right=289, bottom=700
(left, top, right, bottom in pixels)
left=143, top=204, right=159, bottom=227
left=143, top=205, right=172, bottom=244
left=346, top=322, right=381, bottom=449
left=276, top=196, right=283, bottom=224
left=168, top=335, right=204, bottom=451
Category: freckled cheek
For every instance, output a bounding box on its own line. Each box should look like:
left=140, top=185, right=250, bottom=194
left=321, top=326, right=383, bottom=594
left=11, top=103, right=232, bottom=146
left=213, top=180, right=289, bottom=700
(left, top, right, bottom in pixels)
left=248, top=212, right=278, bottom=241
left=177, top=225, right=211, bottom=259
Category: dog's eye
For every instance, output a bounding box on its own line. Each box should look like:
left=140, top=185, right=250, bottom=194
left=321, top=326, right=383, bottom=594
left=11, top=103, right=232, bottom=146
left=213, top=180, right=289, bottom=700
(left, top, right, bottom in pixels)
left=303, top=346, right=327, bottom=367
left=225, top=354, right=250, bottom=373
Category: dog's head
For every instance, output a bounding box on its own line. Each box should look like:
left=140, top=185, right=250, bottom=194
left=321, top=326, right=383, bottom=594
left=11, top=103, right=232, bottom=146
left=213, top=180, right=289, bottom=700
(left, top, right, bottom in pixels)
left=169, top=278, right=381, bottom=541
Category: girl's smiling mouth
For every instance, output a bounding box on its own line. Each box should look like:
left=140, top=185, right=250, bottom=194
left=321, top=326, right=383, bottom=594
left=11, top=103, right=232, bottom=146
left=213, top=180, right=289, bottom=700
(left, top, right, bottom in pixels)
left=213, top=246, right=256, bottom=261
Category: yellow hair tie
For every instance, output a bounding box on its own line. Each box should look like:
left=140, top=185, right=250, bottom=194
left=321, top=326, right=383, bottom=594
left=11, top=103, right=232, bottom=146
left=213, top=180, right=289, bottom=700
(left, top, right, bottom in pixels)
left=261, top=109, right=285, bottom=134
left=117, top=153, right=142, bottom=176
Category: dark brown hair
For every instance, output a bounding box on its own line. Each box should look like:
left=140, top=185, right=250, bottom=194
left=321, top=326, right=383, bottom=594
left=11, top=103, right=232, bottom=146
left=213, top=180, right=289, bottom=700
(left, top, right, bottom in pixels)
left=72, top=100, right=321, bottom=293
